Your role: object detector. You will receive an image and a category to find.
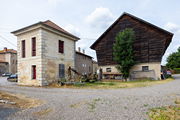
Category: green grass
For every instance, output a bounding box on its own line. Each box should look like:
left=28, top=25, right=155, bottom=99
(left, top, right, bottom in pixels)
left=148, top=99, right=180, bottom=120
left=72, top=78, right=174, bottom=89
left=87, top=98, right=101, bottom=112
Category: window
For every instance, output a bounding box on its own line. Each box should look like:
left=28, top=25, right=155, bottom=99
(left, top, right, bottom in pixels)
left=22, top=40, right=25, bottom=58
left=142, top=66, right=149, bottom=71
left=32, top=37, right=36, bottom=56
left=59, top=64, right=65, bottom=78
left=106, top=68, right=111, bottom=72
left=32, top=65, right=36, bottom=79
left=59, top=40, right=64, bottom=53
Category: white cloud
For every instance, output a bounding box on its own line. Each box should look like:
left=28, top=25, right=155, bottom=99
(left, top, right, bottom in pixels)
left=47, top=0, right=63, bottom=6
left=85, top=7, right=114, bottom=29
left=164, top=22, right=180, bottom=33
left=64, top=24, right=80, bottom=36
left=76, top=39, right=97, bottom=60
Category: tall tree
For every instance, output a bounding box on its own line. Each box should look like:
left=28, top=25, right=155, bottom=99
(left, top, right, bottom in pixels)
left=113, top=28, right=135, bottom=81
left=166, top=47, right=180, bottom=69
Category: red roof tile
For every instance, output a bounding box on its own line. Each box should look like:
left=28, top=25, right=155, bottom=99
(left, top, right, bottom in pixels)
left=42, top=20, right=80, bottom=40
left=0, top=49, right=17, bottom=54
left=0, top=60, right=8, bottom=63
left=12, top=20, right=80, bottom=40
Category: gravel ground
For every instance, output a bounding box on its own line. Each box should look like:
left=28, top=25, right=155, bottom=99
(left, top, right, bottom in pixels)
left=0, top=74, right=180, bottom=120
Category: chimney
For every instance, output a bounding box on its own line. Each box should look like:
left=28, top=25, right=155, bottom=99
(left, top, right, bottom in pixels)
left=83, top=49, right=85, bottom=54
left=4, top=47, right=7, bottom=52
left=78, top=47, right=81, bottom=52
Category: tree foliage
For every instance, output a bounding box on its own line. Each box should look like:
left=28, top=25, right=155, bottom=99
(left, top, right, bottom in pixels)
left=166, top=47, right=180, bottom=69
left=113, top=28, right=135, bottom=80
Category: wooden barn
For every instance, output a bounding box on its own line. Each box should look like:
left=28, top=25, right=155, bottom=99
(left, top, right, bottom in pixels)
left=90, top=12, right=173, bottom=80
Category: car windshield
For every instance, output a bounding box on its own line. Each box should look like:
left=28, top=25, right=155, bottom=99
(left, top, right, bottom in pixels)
left=10, top=75, right=16, bottom=77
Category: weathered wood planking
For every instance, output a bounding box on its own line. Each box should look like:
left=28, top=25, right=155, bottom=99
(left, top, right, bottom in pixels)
left=91, top=13, right=173, bottom=66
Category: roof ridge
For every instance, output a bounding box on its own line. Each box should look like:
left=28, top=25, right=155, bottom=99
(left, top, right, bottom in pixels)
left=42, top=20, right=80, bottom=40
left=90, top=12, right=173, bottom=49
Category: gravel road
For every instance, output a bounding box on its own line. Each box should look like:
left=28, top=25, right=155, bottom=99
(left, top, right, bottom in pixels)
left=0, top=74, right=180, bottom=120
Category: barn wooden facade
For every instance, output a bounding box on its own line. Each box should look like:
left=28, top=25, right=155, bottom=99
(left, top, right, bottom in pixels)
left=91, top=12, right=173, bottom=80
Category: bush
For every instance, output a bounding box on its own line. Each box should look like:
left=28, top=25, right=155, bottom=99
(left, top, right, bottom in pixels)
left=81, top=74, right=98, bottom=83
left=174, top=68, right=180, bottom=74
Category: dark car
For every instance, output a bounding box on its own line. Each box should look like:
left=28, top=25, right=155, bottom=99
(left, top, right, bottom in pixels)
left=2, top=72, right=12, bottom=77
left=7, top=74, right=18, bottom=82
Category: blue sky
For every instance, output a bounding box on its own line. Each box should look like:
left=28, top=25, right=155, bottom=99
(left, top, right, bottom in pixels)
left=0, top=0, right=180, bottom=65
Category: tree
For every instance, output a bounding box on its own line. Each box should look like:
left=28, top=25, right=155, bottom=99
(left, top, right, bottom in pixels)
left=113, top=28, right=135, bottom=81
left=166, top=47, right=180, bottom=69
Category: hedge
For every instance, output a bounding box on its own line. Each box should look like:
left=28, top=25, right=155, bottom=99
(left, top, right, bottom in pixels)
left=174, top=68, right=180, bottom=74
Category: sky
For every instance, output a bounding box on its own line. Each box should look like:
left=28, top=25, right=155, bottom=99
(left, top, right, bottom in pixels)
left=0, top=0, right=180, bottom=65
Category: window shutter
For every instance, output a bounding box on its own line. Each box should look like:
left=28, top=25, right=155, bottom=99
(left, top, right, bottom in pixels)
left=32, top=65, right=36, bottom=79
left=59, top=64, right=65, bottom=78
left=32, top=37, right=36, bottom=56
left=59, top=40, right=64, bottom=53
left=22, top=40, right=25, bottom=58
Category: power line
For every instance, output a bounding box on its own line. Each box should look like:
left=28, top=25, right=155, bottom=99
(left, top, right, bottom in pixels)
left=0, top=35, right=17, bottom=47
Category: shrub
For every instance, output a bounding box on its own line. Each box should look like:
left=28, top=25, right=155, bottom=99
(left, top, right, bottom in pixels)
left=174, top=68, right=180, bottom=74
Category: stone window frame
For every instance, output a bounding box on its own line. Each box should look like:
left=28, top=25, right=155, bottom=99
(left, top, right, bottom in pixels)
left=106, top=68, right=111, bottom=72
left=142, top=66, right=149, bottom=71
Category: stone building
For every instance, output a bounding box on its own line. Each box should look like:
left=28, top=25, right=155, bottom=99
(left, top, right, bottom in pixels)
left=12, top=20, right=79, bottom=86
left=75, top=48, right=93, bottom=75
left=90, top=12, right=173, bottom=80
left=92, top=60, right=98, bottom=74
left=0, top=47, right=17, bottom=75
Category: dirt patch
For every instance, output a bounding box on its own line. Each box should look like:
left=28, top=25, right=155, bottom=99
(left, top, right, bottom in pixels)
left=0, top=91, right=43, bottom=109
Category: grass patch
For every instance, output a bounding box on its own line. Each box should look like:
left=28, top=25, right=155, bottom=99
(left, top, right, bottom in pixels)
left=70, top=98, right=101, bottom=112
left=34, top=108, right=52, bottom=116
left=0, top=91, right=43, bottom=109
left=70, top=101, right=88, bottom=108
left=148, top=99, right=180, bottom=120
left=87, top=98, right=101, bottom=112
left=71, top=78, right=174, bottom=89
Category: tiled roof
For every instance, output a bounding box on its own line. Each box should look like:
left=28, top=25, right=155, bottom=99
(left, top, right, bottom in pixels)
left=0, top=49, right=17, bottom=54
left=76, top=51, right=93, bottom=58
left=12, top=20, right=80, bottom=40
left=42, top=20, right=80, bottom=40
left=0, top=60, right=8, bottom=63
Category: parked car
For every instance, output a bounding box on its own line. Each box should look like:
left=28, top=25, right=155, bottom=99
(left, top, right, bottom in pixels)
left=7, top=74, right=18, bottom=82
left=2, top=72, right=12, bottom=77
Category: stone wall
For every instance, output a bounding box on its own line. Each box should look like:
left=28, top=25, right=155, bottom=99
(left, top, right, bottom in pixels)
left=17, top=29, right=43, bottom=86
left=0, top=53, right=17, bottom=74
left=100, top=65, right=120, bottom=73
left=93, top=62, right=98, bottom=74
left=0, top=63, right=9, bottom=75
left=99, top=62, right=161, bottom=80
left=16, top=26, right=76, bottom=86
left=75, top=52, right=93, bottom=75
left=41, top=29, right=75, bottom=85
left=130, top=62, right=161, bottom=80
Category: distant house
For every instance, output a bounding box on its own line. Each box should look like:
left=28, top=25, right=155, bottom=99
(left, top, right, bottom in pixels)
left=75, top=48, right=93, bottom=75
left=12, top=20, right=79, bottom=86
left=0, top=47, right=17, bottom=75
left=92, top=60, right=98, bottom=74
left=90, top=12, right=173, bottom=80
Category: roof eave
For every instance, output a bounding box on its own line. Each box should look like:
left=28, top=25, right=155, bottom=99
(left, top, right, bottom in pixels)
left=11, top=21, right=80, bottom=40
left=11, top=22, right=42, bottom=34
